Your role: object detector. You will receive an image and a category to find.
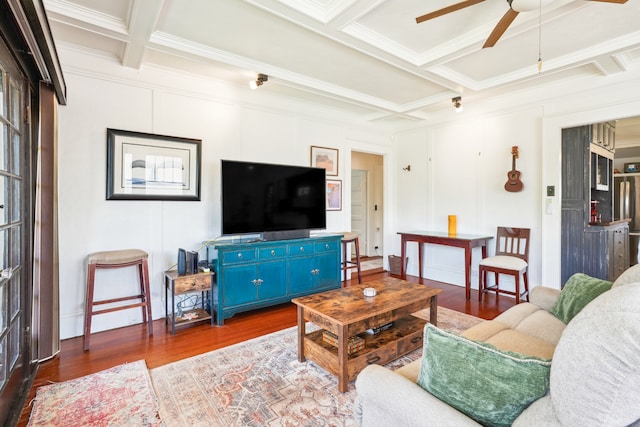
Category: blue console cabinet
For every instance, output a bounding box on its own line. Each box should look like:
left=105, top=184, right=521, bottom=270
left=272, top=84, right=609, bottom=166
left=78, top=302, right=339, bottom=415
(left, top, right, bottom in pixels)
left=209, top=235, right=341, bottom=325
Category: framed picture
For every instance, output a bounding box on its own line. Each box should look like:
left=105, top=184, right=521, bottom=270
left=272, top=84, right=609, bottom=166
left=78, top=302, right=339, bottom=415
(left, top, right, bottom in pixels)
left=326, top=179, right=342, bottom=211
left=310, top=146, right=339, bottom=176
left=106, top=128, right=201, bottom=201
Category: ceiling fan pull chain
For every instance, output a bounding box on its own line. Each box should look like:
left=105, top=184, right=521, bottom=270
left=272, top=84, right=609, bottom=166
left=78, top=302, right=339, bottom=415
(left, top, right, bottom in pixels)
left=537, top=0, right=543, bottom=73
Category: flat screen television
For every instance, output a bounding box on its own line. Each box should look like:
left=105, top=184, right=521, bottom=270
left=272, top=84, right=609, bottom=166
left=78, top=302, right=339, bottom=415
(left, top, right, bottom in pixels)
left=221, top=159, right=327, bottom=240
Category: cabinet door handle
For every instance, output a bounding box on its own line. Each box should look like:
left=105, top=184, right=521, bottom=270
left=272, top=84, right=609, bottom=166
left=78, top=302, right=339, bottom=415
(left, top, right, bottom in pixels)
left=325, top=244, right=330, bottom=249
left=299, top=246, right=305, bottom=252
left=271, top=250, right=276, bottom=256
left=367, top=355, right=381, bottom=364
left=411, top=336, right=422, bottom=344
left=237, top=253, right=243, bottom=259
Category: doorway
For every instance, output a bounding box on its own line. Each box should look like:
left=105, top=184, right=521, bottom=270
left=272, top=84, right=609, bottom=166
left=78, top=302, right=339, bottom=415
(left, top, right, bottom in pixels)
left=351, top=152, right=384, bottom=258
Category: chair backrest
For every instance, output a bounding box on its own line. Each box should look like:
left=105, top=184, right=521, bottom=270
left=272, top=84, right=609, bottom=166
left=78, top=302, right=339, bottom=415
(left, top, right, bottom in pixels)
left=495, top=227, right=530, bottom=262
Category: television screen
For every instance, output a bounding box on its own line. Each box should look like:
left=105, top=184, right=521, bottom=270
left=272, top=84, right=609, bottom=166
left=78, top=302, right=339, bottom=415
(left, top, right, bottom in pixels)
left=221, top=160, right=327, bottom=238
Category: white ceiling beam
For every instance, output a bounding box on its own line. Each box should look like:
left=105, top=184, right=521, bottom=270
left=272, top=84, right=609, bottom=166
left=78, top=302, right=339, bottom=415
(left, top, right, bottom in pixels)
left=121, top=0, right=165, bottom=69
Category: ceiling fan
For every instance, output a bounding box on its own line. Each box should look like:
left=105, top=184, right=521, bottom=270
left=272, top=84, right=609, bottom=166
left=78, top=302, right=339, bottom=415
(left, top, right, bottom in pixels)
left=416, top=0, right=628, bottom=48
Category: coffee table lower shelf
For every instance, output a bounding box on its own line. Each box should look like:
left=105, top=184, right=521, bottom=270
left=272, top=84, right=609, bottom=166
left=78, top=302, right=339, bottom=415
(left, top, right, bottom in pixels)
left=303, top=316, right=427, bottom=386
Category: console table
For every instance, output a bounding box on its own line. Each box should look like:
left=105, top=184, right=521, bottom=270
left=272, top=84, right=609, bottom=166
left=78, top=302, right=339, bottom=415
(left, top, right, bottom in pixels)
left=398, top=231, right=493, bottom=300
left=208, top=235, right=342, bottom=325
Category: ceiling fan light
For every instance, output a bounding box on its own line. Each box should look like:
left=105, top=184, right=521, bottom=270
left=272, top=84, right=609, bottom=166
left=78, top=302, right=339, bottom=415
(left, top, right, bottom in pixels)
left=510, top=0, right=552, bottom=12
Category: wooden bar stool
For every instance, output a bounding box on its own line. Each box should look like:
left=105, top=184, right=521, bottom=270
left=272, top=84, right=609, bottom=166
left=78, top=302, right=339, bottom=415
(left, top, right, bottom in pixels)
left=83, top=249, right=153, bottom=350
left=341, top=232, right=362, bottom=284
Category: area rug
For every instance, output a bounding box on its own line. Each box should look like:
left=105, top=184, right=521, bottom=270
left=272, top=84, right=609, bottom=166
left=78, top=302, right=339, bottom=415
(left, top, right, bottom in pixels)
left=150, top=307, right=482, bottom=427
left=28, top=360, right=162, bottom=426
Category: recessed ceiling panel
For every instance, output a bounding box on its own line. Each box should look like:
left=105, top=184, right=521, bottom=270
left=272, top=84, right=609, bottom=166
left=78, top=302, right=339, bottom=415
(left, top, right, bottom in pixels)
left=439, top=1, right=639, bottom=83
left=156, top=0, right=444, bottom=104
left=43, top=0, right=640, bottom=126
left=355, top=0, right=508, bottom=54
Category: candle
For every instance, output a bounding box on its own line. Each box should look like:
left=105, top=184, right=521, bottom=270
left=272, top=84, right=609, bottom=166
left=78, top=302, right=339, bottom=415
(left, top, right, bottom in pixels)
left=448, top=215, right=457, bottom=236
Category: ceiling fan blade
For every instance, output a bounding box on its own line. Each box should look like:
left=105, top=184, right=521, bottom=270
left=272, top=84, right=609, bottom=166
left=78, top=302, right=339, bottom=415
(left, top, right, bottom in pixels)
left=587, top=0, right=627, bottom=3
left=482, top=8, right=519, bottom=48
left=416, top=0, right=485, bottom=24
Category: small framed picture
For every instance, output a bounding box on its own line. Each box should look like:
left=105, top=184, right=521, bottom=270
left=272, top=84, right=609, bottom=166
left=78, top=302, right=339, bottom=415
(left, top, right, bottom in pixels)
left=106, top=128, right=201, bottom=201
left=326, top=179, right=342, bottom=211
left=310, top=146, right=339, bottom=176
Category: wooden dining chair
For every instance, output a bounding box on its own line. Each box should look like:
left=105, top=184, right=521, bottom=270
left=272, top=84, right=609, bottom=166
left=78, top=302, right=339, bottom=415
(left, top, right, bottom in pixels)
left=479, top=227, right=530, bottom=304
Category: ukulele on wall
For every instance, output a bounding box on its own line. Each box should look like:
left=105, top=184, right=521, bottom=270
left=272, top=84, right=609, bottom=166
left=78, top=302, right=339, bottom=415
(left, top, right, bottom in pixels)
left=505, top=146, right=523, bottom=192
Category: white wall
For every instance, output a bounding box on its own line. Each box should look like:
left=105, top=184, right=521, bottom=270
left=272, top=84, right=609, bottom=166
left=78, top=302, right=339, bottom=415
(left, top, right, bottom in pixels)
left=57, top=50, right=393, bottom=339
left=393, top=108, right=542, bottom=292
left=393, top=70, right=640, bottom=293
left=56, top=47, right=640, bottom=340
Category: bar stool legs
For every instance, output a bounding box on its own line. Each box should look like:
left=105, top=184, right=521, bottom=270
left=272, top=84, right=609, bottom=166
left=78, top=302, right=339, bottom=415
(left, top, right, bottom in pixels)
left=341, top=232, right=362, bottom=284
left=83, top=249, right=153, bottom=351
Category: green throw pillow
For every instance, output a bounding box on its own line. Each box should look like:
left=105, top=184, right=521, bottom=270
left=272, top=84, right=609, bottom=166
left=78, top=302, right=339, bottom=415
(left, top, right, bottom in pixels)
left=417, top=324, right=551, bottom=427
left=549, top=273, right=612, bottom=323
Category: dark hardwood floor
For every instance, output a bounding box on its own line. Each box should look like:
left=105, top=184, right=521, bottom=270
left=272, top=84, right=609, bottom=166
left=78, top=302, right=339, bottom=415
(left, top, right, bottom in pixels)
left=16, top=269, right=515, bottom=426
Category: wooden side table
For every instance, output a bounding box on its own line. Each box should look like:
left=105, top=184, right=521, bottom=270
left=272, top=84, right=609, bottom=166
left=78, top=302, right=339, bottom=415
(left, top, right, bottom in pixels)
left=164, top=270, right=214, bottom=334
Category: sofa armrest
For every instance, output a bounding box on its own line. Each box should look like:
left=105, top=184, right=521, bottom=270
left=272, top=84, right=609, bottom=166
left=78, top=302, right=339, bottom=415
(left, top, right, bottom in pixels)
left=529, top=286, right=561, bottom=311
left=355, top=364, right=481, bottom=427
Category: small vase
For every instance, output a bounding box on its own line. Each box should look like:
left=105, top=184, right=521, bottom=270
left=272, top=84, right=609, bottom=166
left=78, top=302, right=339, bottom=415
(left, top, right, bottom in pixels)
left=448, top=215, right=457, bottom=236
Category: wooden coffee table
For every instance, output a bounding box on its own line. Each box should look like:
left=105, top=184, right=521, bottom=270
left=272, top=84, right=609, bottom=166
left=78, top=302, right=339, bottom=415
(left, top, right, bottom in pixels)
left=291, top=277, right=442, bottom=392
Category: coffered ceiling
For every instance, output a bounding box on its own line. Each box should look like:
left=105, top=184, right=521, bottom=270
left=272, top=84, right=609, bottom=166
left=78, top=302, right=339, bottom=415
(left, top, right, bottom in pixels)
left=43, top=0, right=640, bottom=134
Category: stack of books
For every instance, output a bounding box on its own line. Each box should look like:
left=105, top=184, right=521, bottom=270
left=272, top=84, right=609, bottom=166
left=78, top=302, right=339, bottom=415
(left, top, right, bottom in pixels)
left=322, top=330, right=365, bottom=354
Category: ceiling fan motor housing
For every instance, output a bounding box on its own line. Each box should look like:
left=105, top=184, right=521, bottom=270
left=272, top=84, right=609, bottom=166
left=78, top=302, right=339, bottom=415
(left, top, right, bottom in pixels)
left=509, top=0, right=554, bottom=12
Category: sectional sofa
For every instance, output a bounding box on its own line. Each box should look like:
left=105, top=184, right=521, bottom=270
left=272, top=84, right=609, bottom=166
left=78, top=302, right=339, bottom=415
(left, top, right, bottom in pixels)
left=355, top=266, right=640, bottom=426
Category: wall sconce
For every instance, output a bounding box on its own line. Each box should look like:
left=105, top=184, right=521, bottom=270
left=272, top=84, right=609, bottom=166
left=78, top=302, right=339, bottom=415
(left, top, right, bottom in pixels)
left=249, top=74, right=268, bottom=90
left=452, top=96, right=463, bottom=112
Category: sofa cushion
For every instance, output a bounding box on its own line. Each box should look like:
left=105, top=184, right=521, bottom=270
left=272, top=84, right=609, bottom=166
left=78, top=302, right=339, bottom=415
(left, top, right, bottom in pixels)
left=494, top=302, right=566, bottom=346
left=550, top=282, right=640, bottom=426
left=528, top=286, right=561, bottom=311
left=462, top=319, right=555, bottom=359
left=461, top=319, right=511, bottom=341
left=549, top=273, right=612, bottom=323
left=482, top=329, right=555, bottom=359
left=512, top=309, right=566, bottom=347
left=417, top=324, right=551, bottom=427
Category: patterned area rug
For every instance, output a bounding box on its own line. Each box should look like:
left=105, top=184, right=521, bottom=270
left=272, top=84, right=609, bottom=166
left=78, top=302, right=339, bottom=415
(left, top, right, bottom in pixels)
left=28, top=360, right=162, bottom=426
left=150, top=307, right=482, bottom=427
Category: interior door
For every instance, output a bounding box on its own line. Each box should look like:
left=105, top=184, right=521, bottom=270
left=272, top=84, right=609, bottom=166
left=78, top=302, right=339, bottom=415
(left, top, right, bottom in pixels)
left=0, top=38, right=31, bottom=424
left=351, top=170, right=367, bottom=256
